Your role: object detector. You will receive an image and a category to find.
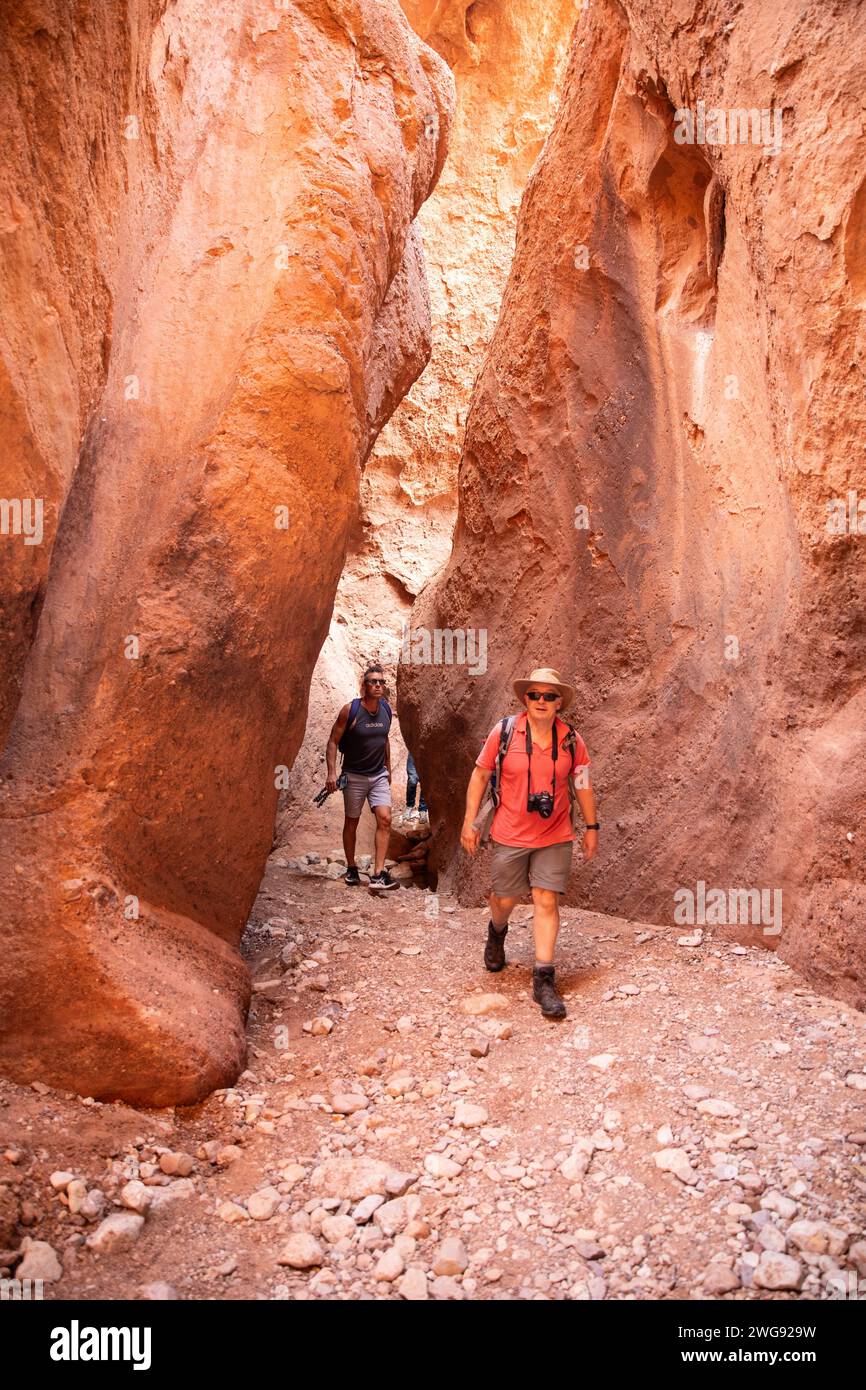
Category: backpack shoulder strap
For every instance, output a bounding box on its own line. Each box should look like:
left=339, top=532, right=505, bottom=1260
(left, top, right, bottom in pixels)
left=380, top=698, right=393, bottom=728
left=491, top=714, right=518, bottom=804
left=338, top=698, right=362, bottom=757
left=559, top=717, right=577, bottom=769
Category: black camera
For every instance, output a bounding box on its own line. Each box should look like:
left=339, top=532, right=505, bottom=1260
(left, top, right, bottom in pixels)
left=527, top=790, right=554, bottom=819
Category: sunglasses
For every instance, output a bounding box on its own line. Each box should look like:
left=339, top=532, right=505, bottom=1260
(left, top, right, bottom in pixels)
left=526, top=691, right=558, bottom=702
left=366, top=677, right=386, bottom=686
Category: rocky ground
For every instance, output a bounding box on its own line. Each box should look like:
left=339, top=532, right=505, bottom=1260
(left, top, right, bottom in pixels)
left=2, top=847, right=865, bottom=1302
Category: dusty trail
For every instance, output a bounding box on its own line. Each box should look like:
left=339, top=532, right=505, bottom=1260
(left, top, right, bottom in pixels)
left=2, top=854, right=865, bottom=1302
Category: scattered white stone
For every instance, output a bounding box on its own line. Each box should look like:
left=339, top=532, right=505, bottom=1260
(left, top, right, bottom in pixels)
left=683, top=1084, right=711, bottom=1101
left=479, top=1019, right=513, bottom=1040
left=757, top=1224, right=787, bottom=1253
left=424, top=1153, right=463, bottom=1180
left=703, top=1263, right=741, bottom=1294
left=696, top=1098, right=739, bottom=1118
left=397, top=1266, right=429, bottom=1300
left=385, top=1169, right=417, bottom=1197
left=158, top=1151, right=193, bottom=1177
left=120, top=1181, right=152, bottom=1215
left=373, top=1197, right=412, bottom=1237
left=431, top=1274, right=465, bottom=1299
left=461, top=993, right=508, bottom=1016
left=321, top=1214, right=356, bottom=1244
left=454, top=1101, right=488, bottom=1128
left=79, top=1189, right=107, bottom=1222
left=86, top=1212, right=145, bottom=1254
left=433, top=1236, right=469, bottom=1276
left=653, top=1148, right=698, bottom=1186
left=311, top=1157, right=391, bottom=1200
left=247, top=1187, right=282, bottom=1221
left=677, top=930, right=703, bottom=947
left=17, top=1238, right=62, bottom=1283
left=217, top=1200, right=249, bottom=1224
left=66, top=1179, right=88, bottom=1215
left=656, top=1125, right=674, bottom=1145
left=786, top=1219, right=849, bottom=1257
left=587, top=1054, right=616, bottom=1071
left=761, top=1190, right=798, bottom=1220
left=844, top=1072, right=866, bottom=1091
left=352, top=1194, right=386, bottom=1223
left=138, top=1282, right=178, bottom=1300
left=753, top=1251, right=804, bottom=1291
left=385, top=1072, right=415, bottom=1097
left=330, top=1093, right=368, bottom=1115
left=277, top=1233, right=324, bottom=1269
left=374, top=1248, right=405, bottom=1282
left=49, top=1171, right=76, bottom=1192
left=147, top=1179, right=195, bottom=1211
left=280, top=1164, right=306, bottom=1187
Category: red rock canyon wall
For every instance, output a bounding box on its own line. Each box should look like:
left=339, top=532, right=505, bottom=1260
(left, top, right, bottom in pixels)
left=0, top=0, right=452, bottom=1103
left=399, top=0, right=866, bottom=1010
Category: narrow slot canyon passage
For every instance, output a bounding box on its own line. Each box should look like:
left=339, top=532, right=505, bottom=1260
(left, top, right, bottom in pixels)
left=1, top=0, right=865, bottom=1323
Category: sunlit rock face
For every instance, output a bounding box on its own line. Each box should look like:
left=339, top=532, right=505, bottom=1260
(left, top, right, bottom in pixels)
left=399, top=0, right=866, bottom=1011
left=0, top=0, right=452, bottom=1104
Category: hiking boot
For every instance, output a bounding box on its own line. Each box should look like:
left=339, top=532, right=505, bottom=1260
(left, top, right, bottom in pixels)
left=484, top=920, right=508, bottom=972
left=344, top=865, right=361, bottom=886
left=532, top=964, right=566, bottom=1019
left=369, top=869, right=398, bottom=891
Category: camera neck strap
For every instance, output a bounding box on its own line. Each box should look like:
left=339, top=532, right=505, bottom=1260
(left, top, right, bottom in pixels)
left=525, top=717, right=558, bottom=799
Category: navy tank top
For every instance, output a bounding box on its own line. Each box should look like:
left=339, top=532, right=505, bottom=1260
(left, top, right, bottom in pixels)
left=339, top=698, right=392, bottom=775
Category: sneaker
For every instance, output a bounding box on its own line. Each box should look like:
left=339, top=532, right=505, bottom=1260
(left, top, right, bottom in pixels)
left=344, top=866, right=361, bottom=886
left=532, top=964, right=566, bottom=1019
left=368, top=869, right=399, bottom=891
left=484, top=920, right=508, bottom=972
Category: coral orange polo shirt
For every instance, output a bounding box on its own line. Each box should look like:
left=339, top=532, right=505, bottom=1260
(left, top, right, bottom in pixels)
left=476, top=712, right=590, bottom=848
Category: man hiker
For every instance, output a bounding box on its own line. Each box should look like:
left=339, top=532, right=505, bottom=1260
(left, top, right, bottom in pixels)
left=326, top=663, right=399, bottom=890
left=404, top=752, right=428, bottom=824
left=460, top=667, right=599, bottom=1019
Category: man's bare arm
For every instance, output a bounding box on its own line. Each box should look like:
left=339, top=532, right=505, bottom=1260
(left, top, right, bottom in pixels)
left=325, top=704, right=351, bottom=789
left=575, top=775, right=599, bottom=860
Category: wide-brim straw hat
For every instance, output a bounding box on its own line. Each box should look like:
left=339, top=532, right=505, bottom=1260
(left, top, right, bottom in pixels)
left=512, top=667, right=575, bottom=710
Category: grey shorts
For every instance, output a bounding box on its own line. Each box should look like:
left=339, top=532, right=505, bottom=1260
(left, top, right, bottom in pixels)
left=490, top=839, right=573, bottom=896
left=343, top=768, right=392, bottom=819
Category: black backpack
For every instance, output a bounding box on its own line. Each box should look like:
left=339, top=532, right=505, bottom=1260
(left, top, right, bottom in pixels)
left=474, top=714, right=581, bottom=842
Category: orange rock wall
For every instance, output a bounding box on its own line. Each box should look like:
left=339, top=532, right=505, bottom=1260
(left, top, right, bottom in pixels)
left=0, top=0, right=452, bottom=1103
left=399, top=0, right=866, bottom=1009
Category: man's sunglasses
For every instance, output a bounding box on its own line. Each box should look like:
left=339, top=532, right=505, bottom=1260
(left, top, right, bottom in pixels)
left=366, top=677, right=386, bottom=686
left=526, top=691, right=558, bottom=702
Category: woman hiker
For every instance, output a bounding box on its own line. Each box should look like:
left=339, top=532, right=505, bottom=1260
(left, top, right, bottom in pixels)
left=460, top=667, right=599, bottom=1019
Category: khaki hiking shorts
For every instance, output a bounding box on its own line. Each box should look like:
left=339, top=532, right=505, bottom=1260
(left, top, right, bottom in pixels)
left=490, top=839, right=573, bottom=896
left=342, top=768, right=392, bottom=819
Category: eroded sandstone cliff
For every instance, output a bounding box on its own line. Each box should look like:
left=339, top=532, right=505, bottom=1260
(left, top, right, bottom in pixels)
left=399, top=0, right=866, bottom=1008
left=0, top=0, right=452, bottom=1103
